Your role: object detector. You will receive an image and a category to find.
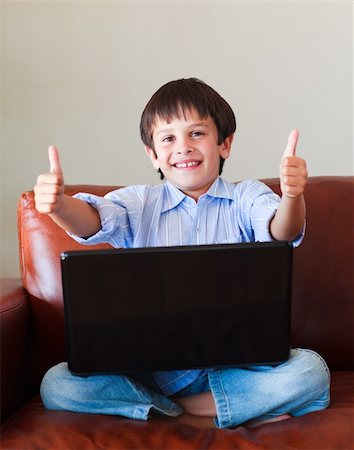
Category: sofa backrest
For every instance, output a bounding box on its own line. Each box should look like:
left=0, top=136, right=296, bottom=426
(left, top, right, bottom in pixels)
left=17, top=177, right=353, bottom=389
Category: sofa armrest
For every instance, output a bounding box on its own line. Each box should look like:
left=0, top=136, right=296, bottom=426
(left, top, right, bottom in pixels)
left=0, top=278, right=30, bottom=424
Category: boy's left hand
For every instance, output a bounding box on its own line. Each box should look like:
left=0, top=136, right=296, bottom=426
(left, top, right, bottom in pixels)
left=279, top=129, right=308, bottom=198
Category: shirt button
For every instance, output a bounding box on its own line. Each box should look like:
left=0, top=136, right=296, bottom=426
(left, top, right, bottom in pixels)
left=196, top=228, right=200, bottom=233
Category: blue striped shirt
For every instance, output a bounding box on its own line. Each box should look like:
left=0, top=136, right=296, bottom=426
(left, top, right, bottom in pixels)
left=71, top=176, right=303, bottom=395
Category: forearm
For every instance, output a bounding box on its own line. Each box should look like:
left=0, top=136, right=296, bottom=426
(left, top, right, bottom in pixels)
left=270, top=194, right=306, bottom=242
left=49, top=195, right=101, bottom=238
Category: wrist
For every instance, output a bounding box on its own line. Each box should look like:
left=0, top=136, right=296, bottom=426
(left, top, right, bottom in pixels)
left=281, top=192, right=304, bottom=202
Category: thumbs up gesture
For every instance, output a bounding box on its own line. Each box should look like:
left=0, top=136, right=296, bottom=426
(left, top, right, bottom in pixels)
left=280, top=130, right=308, bottom=198
left=34, top=145, right=65, bottom=214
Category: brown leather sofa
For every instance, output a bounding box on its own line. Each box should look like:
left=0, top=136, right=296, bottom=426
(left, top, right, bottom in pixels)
left=1, top=176, right=353, bottom=449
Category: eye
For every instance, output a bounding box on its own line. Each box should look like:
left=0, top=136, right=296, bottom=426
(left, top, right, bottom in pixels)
left=162, top=135, right=174, bottom=143
left=191, top=130, right=205, bottom=138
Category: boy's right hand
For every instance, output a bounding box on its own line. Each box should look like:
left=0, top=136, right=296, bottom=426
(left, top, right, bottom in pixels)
left=34, top=145, right=65, bottom=214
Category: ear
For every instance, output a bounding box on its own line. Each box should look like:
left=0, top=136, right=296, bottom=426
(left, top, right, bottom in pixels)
left=145, top=146, right=160, bottom=171
left=220, top=133, right=234, bottom=160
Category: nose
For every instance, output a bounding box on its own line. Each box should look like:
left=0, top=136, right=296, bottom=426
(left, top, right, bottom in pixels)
left=177, top=138, right=193, bottom=154
left=177, top=148, right=192, bottom=155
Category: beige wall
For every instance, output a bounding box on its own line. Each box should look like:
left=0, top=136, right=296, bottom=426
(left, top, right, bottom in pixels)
left=1, top=0, right=353, bottom=277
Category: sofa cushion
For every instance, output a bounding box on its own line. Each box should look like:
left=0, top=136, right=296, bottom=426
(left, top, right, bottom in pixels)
left=1, top=372, right=353, bottom=449
left=0, top=278, right=30, bottom=423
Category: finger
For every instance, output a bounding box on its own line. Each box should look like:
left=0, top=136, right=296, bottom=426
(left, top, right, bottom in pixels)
left=48, top=145, right=63, bottom=176
left=283, top=129, right=299, bottom=158
left=36, top=192, right=61, bottom=204
left=35, top=196, right=60, bottom=214
left=36, top=172, right=62, bottom=186
left=35, top=178, right=63, bottom=195
left=34, top=189, right=62, bottom=213
left=282, top=175, right=307, bottom=188
left=280, top=159, right=307, bottom=175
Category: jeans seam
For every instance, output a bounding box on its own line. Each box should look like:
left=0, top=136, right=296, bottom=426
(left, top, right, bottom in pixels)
left=208, top=371, right=232, bottom=428
left=126, top=377, right=180, bottom=417
left=290, top=392, right=331, bottom=414
left=296, top=348, right=331, bottom=382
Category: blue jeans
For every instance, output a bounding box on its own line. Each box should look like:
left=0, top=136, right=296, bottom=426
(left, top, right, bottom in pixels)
left=40, top=348, right=330, bottom=428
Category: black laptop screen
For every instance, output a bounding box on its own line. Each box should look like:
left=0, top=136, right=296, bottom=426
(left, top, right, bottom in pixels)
left=61, top=242, right=292, bottom=375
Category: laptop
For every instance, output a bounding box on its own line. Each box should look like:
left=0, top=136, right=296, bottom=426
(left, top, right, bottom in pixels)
left=61, top=241, right=293, bottom=376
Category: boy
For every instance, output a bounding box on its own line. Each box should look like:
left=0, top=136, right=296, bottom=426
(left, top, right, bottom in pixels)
left=36, top=78, right=330, bottom=428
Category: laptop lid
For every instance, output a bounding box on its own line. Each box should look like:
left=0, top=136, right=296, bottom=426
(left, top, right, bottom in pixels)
left=61, top=241, right=293, bottom=375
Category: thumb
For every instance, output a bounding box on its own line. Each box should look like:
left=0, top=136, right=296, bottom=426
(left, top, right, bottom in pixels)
left=283, top=129, right=299, bottom=158
left=48, top=145, right=63, bottom=177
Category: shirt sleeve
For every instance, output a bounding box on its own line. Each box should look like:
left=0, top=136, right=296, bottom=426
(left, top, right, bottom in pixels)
left=67, top=192, right=133, bottom=247
left=239, top=180, right=304, bottom=247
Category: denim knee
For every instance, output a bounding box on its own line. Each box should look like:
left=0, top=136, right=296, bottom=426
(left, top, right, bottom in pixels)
left=40, top=362, right=183, bottom=419
left=40, top=362, right=72, bottom=410
left=294, top=349, right=330, bottom=387
left=289, top=348, right=330, bottom=415
left=208, top=348, right=330, bottom=428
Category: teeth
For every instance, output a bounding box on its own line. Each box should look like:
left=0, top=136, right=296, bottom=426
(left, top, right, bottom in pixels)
left=175, top=161, right=199, bottom=168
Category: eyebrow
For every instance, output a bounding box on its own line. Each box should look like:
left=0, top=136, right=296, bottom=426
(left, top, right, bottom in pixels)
left=154, top=122, right=210, bottom=137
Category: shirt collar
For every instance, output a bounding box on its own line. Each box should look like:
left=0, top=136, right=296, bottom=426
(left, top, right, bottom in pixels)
left=162, top=177, right=233, bottom=213
left=206, top=176, right=234, bottom=200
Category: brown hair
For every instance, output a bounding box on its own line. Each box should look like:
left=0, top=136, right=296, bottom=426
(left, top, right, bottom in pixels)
left=140, top=78, right=236, bottom=179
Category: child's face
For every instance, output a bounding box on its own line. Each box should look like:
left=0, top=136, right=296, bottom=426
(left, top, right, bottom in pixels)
left=145, top=108, right=233, bottom=201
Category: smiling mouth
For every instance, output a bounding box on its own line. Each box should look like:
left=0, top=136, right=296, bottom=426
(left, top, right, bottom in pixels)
left=174, top=161, right=201, bottom=169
